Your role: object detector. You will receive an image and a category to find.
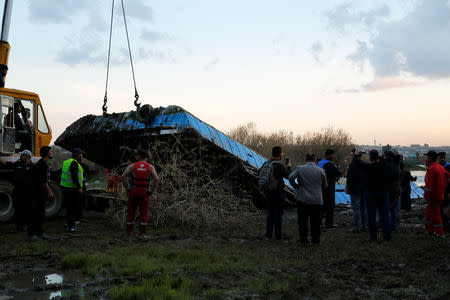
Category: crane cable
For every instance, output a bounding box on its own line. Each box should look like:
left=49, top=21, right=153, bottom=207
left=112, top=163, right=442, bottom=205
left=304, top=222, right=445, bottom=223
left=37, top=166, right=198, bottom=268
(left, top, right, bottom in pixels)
left=102, top=0, right=141, bottom=115
left=102, top=0, right=114, bottom=115
left=120, top=0, right=141, bottom=111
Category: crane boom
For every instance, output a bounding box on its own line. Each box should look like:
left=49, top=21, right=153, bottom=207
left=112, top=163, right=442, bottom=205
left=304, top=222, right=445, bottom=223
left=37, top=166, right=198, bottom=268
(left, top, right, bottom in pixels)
left=0, top=0, right=12, bottom=79
left=1, top=0, right=13, bottom=42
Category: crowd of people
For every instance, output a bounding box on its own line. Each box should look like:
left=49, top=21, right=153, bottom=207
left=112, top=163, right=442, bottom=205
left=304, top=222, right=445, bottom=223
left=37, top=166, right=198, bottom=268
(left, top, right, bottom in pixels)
left=0, top=146, right=53, bottom=241
left=260, top=146, right=450, bottom=244
left=0, top=146, right=160, bottom=241
left=2, top=143, right=449, bottom=243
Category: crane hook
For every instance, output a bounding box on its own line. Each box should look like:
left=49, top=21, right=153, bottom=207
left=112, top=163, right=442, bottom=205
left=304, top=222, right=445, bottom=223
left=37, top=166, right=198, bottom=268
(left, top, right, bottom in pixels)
left=134, top=89, right=141, bottom=110
left=102, top=94, right=108, bottom=115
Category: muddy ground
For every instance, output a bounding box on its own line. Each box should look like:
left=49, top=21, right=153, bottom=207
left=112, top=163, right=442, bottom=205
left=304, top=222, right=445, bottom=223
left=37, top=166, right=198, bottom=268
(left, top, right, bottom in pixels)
left=0, top=203, right=449, bottom=300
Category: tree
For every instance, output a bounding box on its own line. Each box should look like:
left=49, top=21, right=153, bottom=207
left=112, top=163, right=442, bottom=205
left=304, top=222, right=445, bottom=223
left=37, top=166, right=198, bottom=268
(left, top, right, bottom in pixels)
left=229, top=124, right=354, bottom=166
left=294, top=126, right=354, bottom=166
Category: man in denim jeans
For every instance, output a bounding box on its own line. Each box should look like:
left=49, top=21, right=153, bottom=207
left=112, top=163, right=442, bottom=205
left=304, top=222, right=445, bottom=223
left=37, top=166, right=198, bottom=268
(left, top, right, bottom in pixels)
left=346, top=149, right=367, bottom=232
left=355, top=149, right=391, bottom=241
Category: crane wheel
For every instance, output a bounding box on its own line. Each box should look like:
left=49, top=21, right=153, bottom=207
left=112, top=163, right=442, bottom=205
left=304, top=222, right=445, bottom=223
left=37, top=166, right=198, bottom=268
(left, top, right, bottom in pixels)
left=45, top=183, right=63, bottom=219
left=0, top=180, right=14, bottom=222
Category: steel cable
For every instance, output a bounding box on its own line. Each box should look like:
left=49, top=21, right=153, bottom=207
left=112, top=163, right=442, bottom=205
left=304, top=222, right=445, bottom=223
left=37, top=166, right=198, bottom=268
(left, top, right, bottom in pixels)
left=120, top=0, right=141, bottom=110
left=102, top=0, right=115, bottom=115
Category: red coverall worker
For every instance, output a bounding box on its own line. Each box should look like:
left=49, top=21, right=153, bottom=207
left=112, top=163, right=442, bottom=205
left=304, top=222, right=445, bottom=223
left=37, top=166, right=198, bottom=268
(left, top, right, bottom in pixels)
left=122, top=161, right=158, bottom=235
left=424, top=162, right=447, bottom=237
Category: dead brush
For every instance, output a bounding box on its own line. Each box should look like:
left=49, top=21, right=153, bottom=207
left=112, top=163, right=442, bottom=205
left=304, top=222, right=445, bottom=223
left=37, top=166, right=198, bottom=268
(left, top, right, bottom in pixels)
left=105, top=134, right=256, bottom=229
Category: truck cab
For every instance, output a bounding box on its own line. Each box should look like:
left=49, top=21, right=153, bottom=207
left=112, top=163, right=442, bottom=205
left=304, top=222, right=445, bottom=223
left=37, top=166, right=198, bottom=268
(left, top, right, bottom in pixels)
left=0, top=90, right=55, bottom=223
left=0, top=90, right=52, bottom=156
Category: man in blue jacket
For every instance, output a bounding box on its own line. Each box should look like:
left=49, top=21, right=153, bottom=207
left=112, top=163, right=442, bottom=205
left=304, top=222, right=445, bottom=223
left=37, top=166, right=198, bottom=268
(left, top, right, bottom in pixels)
left=318, top=149, right=347, bottom=228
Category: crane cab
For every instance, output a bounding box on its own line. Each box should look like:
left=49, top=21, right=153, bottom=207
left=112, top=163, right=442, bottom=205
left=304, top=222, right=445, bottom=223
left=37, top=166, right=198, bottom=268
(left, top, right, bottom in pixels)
left=0, top=89, right=52, bottom=157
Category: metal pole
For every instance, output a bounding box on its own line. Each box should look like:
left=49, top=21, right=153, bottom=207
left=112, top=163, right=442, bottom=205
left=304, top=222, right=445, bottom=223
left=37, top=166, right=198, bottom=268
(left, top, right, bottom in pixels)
left=1, top=0, right=13, bottom=42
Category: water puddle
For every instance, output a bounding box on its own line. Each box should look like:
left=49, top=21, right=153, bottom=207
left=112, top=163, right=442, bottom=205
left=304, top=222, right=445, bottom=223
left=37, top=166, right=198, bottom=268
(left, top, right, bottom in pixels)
left=1, top=271, right=80, bottom=300
left=1, top=290, right=71, bottom=300
left=44, top=273, right=63, bottom=285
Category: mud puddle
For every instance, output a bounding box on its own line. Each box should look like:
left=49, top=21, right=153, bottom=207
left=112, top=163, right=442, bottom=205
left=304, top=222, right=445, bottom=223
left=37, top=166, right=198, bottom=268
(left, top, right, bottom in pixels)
left=0, top=271, right=81, bottom=300
left=2, top=290, right=69, bottom=300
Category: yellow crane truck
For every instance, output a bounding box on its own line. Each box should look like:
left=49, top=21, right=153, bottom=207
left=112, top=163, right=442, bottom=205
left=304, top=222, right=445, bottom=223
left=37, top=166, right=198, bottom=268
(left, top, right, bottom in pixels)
left=0, top=0, right=61, bottom=222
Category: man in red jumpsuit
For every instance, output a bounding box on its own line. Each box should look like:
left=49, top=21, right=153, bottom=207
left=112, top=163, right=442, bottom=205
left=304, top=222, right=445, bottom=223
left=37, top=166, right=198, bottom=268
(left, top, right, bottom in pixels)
left=122, top=149, right=159, bottom=238
left=423, top=151, right=447, bottom=237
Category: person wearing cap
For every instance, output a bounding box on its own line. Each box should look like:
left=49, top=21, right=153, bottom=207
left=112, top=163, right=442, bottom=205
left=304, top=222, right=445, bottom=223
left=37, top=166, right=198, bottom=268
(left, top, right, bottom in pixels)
left=121, top=149, right=159, bottom=238
left=423, top=150, right=447, bottom=237
left=29, top=146, right=53, bottom=241
left=60, top=148, right=86, bottom=233
left=0, top=150, right=33, bottom=231
left=437, top=152, right=450, bottom=232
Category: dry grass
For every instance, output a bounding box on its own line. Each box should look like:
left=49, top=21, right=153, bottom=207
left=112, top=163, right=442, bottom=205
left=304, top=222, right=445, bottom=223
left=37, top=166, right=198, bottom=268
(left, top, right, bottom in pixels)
left=149, top=138, right=255, bottom=228
left=104, top=135, right=256, bottom=229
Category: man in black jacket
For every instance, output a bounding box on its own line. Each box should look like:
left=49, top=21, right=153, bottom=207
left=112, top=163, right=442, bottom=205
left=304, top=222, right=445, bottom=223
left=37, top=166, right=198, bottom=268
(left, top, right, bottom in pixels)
left=346, top=149, right=367, bottom=232
left=0, top=150, right=33, bottom=231
left=385, top=151, right=402, bottom=230
left=29, top=146, right=54, bottom=241
left=355, top=149, right=391, bottom=241
left=262, top=146, right=291, bottom=240
left=438, top=152, right=450, bottom=232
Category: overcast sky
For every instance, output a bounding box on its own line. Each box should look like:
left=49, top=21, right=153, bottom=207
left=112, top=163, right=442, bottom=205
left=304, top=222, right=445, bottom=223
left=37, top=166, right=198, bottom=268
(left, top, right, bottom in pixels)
left=3, top=0, right=450, bottom=146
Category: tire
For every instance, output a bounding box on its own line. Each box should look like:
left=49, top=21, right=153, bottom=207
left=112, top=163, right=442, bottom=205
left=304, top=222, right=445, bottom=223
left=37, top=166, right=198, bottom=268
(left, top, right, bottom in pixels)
left=0, top=180, right=14, bottom=222
left=45, top=183, right=63, bottom=219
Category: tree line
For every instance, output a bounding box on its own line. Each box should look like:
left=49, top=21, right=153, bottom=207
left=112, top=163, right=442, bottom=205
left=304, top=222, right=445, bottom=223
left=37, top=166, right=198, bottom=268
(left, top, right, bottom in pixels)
left=228, top=123, right=354, bottom=167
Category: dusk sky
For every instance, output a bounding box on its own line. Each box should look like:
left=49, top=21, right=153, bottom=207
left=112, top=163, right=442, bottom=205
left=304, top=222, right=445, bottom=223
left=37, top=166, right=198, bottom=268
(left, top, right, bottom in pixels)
left=3, top=0, right=450, bottom=146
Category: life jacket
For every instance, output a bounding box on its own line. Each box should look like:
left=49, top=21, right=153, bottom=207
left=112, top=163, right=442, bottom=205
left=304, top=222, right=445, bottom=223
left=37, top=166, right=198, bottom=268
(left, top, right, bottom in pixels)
left=130, top=161, right=152, bottom=192
left=317, top=159, right=331, bottom=169
left=60, top=158, right=84, bottom=188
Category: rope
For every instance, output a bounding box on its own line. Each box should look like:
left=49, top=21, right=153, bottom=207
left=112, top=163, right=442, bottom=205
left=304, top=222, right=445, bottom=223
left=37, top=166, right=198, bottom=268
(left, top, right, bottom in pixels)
left=120, top=0, right=141, bottom=110
left=102, top=0, right=115, bottom=115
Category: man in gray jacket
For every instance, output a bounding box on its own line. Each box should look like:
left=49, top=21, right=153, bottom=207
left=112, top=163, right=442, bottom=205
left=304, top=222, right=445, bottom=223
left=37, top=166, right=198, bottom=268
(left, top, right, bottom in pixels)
left=289, top=153, right=327, bottom=244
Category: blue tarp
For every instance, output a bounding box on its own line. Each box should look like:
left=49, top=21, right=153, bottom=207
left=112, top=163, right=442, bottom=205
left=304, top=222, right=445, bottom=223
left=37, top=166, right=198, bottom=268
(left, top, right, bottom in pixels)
left=142, top=108, right=426, bottom=206
left=144, top=109, right=295, bottom=189
left=334, top=183, right=424, bottom=207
